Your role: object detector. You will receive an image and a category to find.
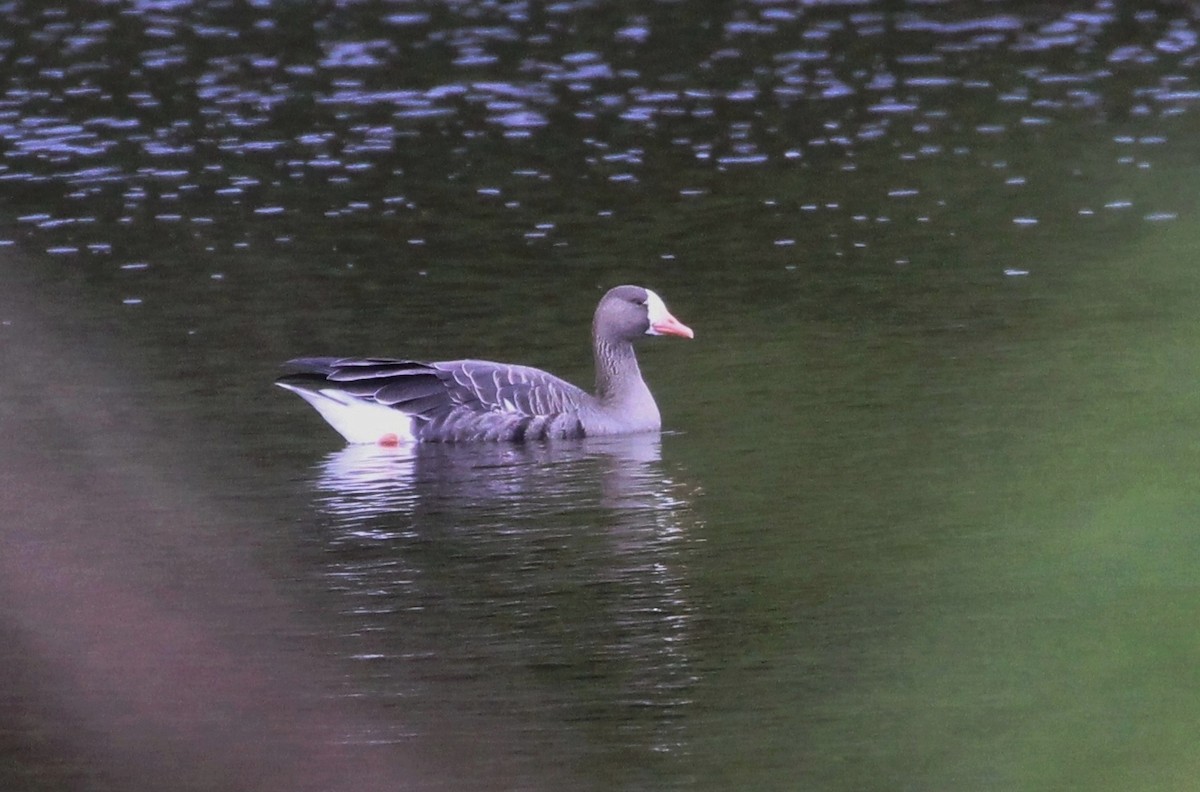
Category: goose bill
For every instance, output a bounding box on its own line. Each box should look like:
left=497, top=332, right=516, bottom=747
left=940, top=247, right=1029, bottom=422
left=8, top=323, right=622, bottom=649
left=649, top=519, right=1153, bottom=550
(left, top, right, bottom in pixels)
left=650, top=313, right=695, bottom=339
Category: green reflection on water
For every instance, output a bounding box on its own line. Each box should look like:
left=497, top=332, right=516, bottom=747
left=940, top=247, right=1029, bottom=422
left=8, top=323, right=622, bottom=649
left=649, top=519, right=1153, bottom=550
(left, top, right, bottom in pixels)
left=673, top=165, right=1200, bottom=790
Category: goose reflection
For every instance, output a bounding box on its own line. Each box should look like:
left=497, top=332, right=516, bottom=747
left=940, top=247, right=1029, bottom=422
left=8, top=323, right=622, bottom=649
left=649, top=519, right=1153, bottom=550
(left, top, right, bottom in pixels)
left=313, top=432, right=682, bottom=517
left=304, top=434, right=702, bottom=766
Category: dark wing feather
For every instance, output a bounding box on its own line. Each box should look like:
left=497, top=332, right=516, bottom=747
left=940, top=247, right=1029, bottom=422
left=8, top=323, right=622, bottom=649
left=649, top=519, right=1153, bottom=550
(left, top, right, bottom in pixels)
left=277, top=357, right=454, bottom=418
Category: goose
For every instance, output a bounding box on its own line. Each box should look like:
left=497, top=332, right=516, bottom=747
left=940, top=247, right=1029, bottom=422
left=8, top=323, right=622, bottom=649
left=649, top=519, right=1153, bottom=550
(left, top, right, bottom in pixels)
left=276, top=285, right=693, bottom=444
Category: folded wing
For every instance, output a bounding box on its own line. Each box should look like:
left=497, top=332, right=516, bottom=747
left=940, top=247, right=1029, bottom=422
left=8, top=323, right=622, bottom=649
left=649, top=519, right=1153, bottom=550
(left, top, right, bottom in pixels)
left=277, top=357, right=591, bottom=442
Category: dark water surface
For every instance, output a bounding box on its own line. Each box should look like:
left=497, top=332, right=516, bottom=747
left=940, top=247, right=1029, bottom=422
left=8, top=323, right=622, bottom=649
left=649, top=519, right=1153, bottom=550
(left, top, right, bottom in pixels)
left=3, top=2, right=1200, bottom=790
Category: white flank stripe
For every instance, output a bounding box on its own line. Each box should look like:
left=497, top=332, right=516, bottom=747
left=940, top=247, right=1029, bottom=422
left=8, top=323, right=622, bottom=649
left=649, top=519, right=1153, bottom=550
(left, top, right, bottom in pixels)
left=276, top=383, right=415, bottom=444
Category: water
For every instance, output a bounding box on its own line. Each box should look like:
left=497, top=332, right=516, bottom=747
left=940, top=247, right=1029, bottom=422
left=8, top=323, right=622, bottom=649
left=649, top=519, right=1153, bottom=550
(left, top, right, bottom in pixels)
left=3, top=2, right=1200, bottom=790
left=305, top=438, right=700, bottom=786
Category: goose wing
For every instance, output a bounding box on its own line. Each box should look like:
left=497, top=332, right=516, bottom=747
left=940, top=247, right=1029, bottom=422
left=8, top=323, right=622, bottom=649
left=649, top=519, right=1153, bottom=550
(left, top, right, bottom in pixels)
left=432, top=359, right=589, bottom=416
left=277, top=356, right=592, bottom=442
left=278, top=357, right=457, bottom=418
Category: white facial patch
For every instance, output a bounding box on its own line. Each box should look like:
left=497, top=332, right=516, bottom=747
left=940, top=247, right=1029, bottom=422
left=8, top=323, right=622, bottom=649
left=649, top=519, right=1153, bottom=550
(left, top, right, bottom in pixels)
left=643, top=289, right=670, bottom=335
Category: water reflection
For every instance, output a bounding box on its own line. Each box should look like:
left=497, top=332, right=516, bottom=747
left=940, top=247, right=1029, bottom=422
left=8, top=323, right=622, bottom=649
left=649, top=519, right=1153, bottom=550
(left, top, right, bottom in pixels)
left=2, top=1, right=1198, bottom=267
left=314, top=433, right=688, bottom=515
left=306, top=435, right=701, bottom=767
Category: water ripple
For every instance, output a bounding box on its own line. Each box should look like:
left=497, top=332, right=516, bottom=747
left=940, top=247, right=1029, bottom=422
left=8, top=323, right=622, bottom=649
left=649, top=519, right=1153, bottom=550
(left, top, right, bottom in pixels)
left=1, top=1, right=1197, bottom=260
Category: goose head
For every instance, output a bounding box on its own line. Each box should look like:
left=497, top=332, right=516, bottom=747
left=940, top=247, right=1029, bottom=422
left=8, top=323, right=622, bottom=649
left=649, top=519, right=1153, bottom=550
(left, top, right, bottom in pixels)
left=594, top=285, right=694, bottom=343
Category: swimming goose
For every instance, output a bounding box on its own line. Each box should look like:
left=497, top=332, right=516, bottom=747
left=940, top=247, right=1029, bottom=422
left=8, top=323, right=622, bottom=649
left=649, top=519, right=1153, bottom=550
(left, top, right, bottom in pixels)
left=276, top=285, right=693, bottom=444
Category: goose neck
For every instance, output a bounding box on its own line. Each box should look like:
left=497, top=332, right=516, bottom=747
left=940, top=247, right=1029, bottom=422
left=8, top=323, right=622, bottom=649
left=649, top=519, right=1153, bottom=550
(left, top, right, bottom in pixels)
left=593, top=337, right=643, bottom=402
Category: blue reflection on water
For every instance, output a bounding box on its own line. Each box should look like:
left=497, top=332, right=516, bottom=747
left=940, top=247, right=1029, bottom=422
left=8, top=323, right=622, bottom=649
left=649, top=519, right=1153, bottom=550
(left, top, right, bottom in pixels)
left=3, top=1, right=1197, bottom=253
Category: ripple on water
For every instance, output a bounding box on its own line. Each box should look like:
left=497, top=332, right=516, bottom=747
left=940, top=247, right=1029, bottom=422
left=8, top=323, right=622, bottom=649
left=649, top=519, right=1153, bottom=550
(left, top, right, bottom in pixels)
left=0, top=2, right=1195, bottom=270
